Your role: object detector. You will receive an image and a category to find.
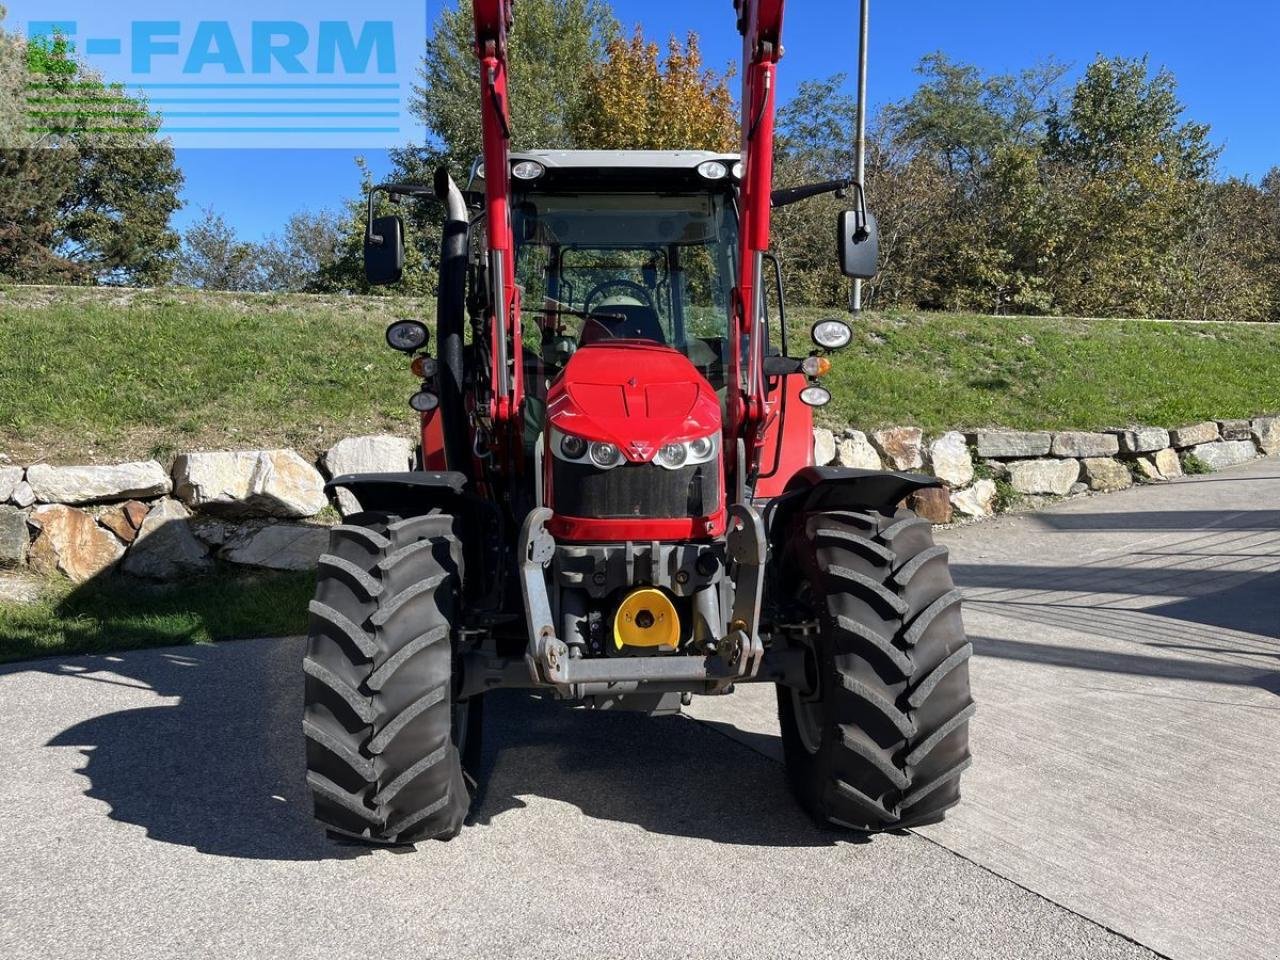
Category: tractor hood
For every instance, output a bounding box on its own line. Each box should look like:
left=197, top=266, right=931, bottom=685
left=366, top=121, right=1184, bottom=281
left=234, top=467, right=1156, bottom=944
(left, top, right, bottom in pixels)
left=546, top=341, right=722, bottom=462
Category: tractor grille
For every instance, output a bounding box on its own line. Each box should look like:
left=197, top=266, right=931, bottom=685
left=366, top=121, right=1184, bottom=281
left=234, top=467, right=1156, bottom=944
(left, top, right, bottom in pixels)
left=554, top=459, right=721, bottom=520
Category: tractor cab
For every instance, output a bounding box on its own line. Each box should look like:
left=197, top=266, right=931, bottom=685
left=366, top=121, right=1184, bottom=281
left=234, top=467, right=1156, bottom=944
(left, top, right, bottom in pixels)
left=472, top=150, right=744, bottom=397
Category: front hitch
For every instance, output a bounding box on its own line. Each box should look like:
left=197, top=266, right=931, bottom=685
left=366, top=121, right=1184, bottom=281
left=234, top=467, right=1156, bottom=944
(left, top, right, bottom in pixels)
left=517, top=505, right=769, bottom=694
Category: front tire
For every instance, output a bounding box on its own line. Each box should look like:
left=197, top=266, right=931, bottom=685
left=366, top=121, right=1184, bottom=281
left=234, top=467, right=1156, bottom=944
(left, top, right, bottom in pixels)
left=302, top=511, right=475, bottom=844
left=777, top=508, right=973, bottom=831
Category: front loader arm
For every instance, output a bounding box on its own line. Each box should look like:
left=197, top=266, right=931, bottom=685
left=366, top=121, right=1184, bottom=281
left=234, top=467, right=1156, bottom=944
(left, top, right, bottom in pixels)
left=730, top=0, right=785, bottom=466
left=473, top=0, right=523, bottom=469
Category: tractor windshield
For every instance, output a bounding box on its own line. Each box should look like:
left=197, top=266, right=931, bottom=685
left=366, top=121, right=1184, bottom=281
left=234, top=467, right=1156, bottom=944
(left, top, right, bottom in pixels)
left=513, top=190, right=738, bottom=389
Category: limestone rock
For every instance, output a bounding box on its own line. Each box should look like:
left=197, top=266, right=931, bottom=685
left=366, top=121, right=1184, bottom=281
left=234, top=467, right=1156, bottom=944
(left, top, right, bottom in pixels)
left=1252, top=417, right=1280, bottom=456
left=1155, top=449, right=1183, bottom=480
left=981, top=459, right=1010, bottom=479
left=909, top=487, right=953, bottom=524
left=28, top=505, right=124, bottom=582
left=813, top=429, right=837, bottom=467
left=1169, top=422, right=1219, bottom=448
left=122, top=499, right=213, bottom=580
left=0, top=505, right=28, bottom=564
left=973, top=431, right=1052, bottom=459
left=835, top=431, right=883, bottom=470
left=172, top=450, right=328, bottom=518
left=1068, top=482, right=1090, bottom=497
left=1216, top=419, right=1253, bottom=442
left=1109, top=427, right=1171, bottom=455
left=950, top=480, right=998, bottom=519
left=1051, top=432, right=1120, bottom=459
left=323, top=435, right=414, bottom=515
left=0, top=466, right=22, bottom=503
left=928, top=432, right=974, bottom=488
left=98, top=502, right=146, bottom=544
left=1186, top=440, right=1258, bottom=471
left=1081, top=458, right=1133, bottom=492
left=222, top=522, right=330, bottom=572
left=1008, top=459, right=1080, bottom=496
left=26, top=460, right=171, bottom=505
left=871, top=427, right=925, bottom=470
left=1137, top=449, right=1184, bottom=482
left=10, top=480, right=35, bottom=509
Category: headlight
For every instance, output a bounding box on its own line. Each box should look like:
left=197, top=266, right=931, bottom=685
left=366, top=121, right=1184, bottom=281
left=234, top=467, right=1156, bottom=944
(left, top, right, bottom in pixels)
left=512, top=160, right=545, bottom=180
left=590, top=441, right=621, bottom=468
left=688, top=435, right=715, bottom=460
left=655, top=433, right=718, bottom=470
left=811, top=319, right=853, bottom=350
left=800, top=385, right=832, bottom=408
left=386, top=320, right=430, bottom=353
left=409, top=390, right=439, bottom=413
left=560, top=434, right=587, bottom=459
left=656, top=443, right=688, bottom=469
left=697, top=160, right=728, bottom=180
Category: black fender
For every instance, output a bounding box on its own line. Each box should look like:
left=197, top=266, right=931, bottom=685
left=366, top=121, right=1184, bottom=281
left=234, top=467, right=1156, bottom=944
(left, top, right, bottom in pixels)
left=325, top=471, right=468, bottom=515
left=326, top=472, right=506, bottom=610
left=763, top=466, right=942, bottom=554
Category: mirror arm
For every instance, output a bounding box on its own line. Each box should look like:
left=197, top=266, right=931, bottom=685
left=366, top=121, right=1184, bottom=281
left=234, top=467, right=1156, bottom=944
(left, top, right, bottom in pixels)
left=851, top=181, right=870, bottom=242
left=365, top=187, right=383, bottom=247
left=771, top=177, right=854, bottom=209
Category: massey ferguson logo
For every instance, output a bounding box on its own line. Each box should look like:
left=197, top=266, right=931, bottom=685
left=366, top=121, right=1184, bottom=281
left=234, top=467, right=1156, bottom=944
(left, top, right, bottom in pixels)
left=629, top=441, right=655, bottom=461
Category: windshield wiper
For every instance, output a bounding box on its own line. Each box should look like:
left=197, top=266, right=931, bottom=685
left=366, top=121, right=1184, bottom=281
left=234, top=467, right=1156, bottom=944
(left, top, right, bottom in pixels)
left=536, top=307, right=627, bottom=323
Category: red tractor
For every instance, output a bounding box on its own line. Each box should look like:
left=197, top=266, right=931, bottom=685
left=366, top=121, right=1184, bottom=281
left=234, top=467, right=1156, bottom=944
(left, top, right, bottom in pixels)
left=303, top=0, right=972, bottom=844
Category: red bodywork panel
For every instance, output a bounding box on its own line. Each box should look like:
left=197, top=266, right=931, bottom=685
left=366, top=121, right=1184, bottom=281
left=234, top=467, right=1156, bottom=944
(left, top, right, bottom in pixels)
left=544, top=342, right=727, bottom=542
left=754, top=373, right=815, bottom=499
left=546, top=342, right=721, bottom=457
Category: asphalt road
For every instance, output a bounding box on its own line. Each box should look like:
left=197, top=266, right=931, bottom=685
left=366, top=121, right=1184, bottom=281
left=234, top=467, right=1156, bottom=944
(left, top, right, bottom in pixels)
left=3, top=459, right=1278, bottom=959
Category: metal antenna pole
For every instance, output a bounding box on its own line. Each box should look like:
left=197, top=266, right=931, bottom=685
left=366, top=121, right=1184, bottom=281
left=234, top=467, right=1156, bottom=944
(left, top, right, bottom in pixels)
left=851, top=0, right=870, bottom=315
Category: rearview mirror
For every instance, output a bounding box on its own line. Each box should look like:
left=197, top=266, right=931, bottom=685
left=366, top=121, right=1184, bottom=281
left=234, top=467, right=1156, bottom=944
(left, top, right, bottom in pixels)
left=838, top=209, right=879, bottom=280
left=365, top=215, right=405, bottom=286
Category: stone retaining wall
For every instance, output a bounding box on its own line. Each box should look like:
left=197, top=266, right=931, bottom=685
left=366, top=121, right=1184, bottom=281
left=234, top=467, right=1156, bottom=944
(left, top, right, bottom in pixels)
left=813, top=416, right=1279, bottom=524
left=0, top=435, right=413, bottom=584
left=2, top=417, right=1276, bottom=583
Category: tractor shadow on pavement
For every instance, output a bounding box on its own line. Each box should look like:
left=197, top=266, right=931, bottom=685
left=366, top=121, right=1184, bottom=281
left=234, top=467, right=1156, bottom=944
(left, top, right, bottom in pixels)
left=467, top=690, right=859, bottom=849
left=31, top=637, right=860, bottom=860
left=36, top=636, right=369, bottom=863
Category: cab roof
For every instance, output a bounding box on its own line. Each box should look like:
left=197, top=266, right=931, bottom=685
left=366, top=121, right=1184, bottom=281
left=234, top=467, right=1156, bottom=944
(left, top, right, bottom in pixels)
left=468, top=150, right=742, bottom=192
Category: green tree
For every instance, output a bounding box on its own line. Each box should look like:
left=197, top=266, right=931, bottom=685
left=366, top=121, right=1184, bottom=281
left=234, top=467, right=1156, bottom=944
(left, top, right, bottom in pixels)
left=413, top=0, right=617, bottom=168
left=174, top=209, right=263, bottom=291
left=0, top=13, right=183, bottom=285
left=568, top=29, right=736, bottom=150
left=258, top=209, right=346, bottom=292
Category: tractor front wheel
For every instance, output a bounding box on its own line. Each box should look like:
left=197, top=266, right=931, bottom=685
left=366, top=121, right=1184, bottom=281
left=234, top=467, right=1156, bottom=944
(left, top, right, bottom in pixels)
left=302, top=510, right=477, bottom=844
left=777, top=507, right=973, bottom=831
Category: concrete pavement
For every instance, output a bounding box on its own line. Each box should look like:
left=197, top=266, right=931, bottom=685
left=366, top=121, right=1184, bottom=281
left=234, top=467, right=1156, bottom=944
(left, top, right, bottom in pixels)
left=2, top=459, right=1277, bottom=959
left=693, top=457, right=1280, bottom=960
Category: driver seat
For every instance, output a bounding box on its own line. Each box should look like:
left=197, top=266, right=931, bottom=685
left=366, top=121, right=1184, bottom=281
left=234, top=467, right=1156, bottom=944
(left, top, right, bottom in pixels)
left=580, top=304, right=667, bottom=346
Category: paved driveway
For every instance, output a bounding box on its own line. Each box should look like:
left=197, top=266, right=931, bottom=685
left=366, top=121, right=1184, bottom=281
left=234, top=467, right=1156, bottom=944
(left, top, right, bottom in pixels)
left=2, top=460, right=1277, bottom=959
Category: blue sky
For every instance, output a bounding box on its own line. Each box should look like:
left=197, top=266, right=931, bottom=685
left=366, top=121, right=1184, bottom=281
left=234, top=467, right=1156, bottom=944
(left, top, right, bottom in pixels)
left=174, top=0, right=1278, bottom=241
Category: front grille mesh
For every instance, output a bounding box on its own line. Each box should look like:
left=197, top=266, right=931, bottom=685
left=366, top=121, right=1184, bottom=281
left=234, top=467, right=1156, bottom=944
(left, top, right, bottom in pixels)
left=554, top=459, right=720, bottom=519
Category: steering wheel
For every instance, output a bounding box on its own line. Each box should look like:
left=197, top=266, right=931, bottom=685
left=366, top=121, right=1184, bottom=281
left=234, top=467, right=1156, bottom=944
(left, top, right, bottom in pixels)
left=583, top=279, right=655, bottom=316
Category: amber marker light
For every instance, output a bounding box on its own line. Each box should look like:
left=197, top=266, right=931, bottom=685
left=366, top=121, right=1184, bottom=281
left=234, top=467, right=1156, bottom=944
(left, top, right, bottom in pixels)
left=802, top=356, right=832, bottom=378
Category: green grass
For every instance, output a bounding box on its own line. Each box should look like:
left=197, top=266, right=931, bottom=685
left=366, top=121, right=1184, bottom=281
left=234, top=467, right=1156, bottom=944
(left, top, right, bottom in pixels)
left=0, top=286, right=424, bottom=463
left=0, top=569, right=314, bottom=664
left=792, top=309, right=1280, bottom=433
left=2, top=286, right=1279, bottom=465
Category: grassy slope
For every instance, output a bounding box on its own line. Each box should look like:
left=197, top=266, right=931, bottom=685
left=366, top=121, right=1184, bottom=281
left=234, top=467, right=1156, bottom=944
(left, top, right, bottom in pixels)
left=0, top=570, right=314, bottom=664
left=798, top=309, right=1280, bottom=433
left=3, top=287, right=1278, bottom=467
left=0, top=286, right=424, bottom=464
